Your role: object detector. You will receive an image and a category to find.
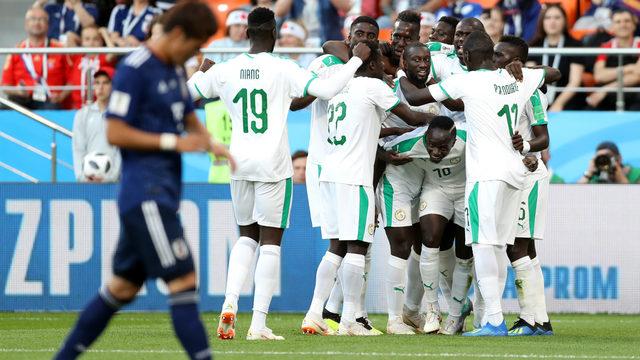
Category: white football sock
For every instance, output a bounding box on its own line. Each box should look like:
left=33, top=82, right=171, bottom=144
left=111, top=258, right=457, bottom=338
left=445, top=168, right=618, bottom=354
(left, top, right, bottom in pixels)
left=355, top=247, right=372, bottom=319
left=223, top=236, right=258, bottom=310
left=472, top=244, right=503, bottom=327
left=449, top=257, right=473, bottom=317
left=420, top=245, right=440, bottom=305
left=386, top=255, right=408, bottom=321
left=531, top=257, right=550, bottom=323
left=512, top=256, right=536, bottom=326
left=341, top=253, right=365, bottom=324
left=250, top=245, right=280, bottom=331
left=308, top=252, right=343, bottom=317
left=439, top=246, right=455, bottom=307
left=404, top=249, right=424, bottom=313
left=325, top=271, right=343, bottom=314
left=472, top=264, right=485, bottom=329
left=496, top=246, right=509, bottom=299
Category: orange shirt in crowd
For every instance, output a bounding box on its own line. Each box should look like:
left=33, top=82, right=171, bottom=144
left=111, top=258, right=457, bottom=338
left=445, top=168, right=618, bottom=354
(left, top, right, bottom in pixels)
left=65, top=54, right=116, bottom=109
left=1, top=39, right=68, bottom=99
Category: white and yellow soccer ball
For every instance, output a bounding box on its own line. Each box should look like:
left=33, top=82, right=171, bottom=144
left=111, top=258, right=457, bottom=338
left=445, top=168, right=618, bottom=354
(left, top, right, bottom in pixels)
left=82, top=151, right=112, bottom=181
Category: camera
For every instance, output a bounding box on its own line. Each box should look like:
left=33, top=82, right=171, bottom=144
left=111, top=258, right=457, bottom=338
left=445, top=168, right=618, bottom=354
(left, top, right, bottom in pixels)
left=594, top=154, right=617, bottom=183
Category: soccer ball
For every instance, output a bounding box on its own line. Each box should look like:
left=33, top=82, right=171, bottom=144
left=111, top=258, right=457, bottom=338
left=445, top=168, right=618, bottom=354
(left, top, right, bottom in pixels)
left=83, top=151, right=112, bottom=180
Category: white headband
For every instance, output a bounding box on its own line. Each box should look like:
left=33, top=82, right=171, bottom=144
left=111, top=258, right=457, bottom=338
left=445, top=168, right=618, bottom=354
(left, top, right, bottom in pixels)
left=280, top=21, right=306, bottom=41
left=421, top=12, right=436, bottom=26
left=226, top=10, right=248, bottom=27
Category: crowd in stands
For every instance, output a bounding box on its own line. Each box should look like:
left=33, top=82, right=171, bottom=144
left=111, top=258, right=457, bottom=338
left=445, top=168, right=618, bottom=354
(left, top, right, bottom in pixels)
left=1, top=0, right=640, bottom=111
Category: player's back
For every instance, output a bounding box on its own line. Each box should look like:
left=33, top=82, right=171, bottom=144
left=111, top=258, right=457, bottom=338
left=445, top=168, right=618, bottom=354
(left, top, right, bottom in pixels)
left=453, top=68, right=544, bottom=188
left=213, top=52, right=314, bottom=182
left=107, top=47, right=191, bottom=213
left=321, top=76, right=398, bottom=187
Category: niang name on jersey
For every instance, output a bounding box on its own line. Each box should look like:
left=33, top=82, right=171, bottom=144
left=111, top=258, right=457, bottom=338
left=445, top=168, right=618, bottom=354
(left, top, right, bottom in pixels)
left=494, top=82, right=519, bottom=95
left=240, top=69, right=260, bottom=80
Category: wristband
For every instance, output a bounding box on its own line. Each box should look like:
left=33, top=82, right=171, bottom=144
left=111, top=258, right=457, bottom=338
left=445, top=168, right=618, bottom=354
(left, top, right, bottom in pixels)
left=159, top=133, right=177, bottom=151
left=521, top=141, right=531, bottom=155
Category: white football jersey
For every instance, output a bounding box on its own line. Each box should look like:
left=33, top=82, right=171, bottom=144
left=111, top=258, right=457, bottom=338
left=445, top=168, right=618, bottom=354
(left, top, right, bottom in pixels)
left=429, top=68, right=546, bottom=189
left=188, top=52, right=316, bottom=182
left=385, top=126, right=466, bottom=189
left=429, top=52, right=467, bottom=125
left=307, top=55, right=345, bottom=164
left=320, top=76, right=400, bottom=186
left=517, top=89, right=549, bottom=159
left=381, top=78, right=439, bottom=143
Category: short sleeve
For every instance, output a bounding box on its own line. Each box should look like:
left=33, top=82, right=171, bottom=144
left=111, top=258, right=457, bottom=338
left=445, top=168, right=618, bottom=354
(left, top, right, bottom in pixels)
left=429, top=74, right=465, bottom=102
left=106, top=65, right=142, bottom=124
left=522, top=68, right=546, bottom=98
left=529, top=89, right=548, bottom=126
left=367, top=79, right=400, bottom=112
left=107, top=5, right=124, bottom=33
left=187, top=65, right=223, bottom=100
left=284, top=59, right=317, bottom=98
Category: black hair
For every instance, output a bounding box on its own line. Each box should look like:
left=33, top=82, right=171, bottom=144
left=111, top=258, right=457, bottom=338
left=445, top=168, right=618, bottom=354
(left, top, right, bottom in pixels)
left=247, top=6, right=276, bottom=38
left=427, top=116, right=455, bottom=133
left=397, top=10, right=421, bottom=27
left=292, top=150, right=308, bottom=161
left=499, top=35, right=529, bottom=62
left=597, top=141, right=620, bottom=156
left=458, top=17, right=485, bottom=32
left=351, top=15, right=379, bottom=30
left=438, top=16, right=459, bottom=29
left=462, top=31, right=494, bottom=62
left=162, top=1, right=217, bottom=40
left=402, top=42, right=428, bottom=61
left=356, top=40, right=381, bottom=72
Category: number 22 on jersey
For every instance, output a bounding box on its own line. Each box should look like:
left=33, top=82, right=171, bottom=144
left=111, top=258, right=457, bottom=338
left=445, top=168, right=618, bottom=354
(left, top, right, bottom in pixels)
left=233, top=88, right=268, bottom=134
left=327, top=102, right=347, bottom=145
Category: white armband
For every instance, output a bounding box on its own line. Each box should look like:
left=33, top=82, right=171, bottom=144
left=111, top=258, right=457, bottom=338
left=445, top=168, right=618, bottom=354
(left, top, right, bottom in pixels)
left=159, top=133, right=178, bottom=151
left=521, top=141, right=531, bottom=155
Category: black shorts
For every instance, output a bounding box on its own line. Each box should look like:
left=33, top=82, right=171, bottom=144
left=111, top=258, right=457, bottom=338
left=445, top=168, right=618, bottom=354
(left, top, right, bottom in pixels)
left=113, top=201, right=194, bottom=285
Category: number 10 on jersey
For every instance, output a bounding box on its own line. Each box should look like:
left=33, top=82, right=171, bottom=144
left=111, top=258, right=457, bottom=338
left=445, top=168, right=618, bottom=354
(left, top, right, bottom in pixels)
left=233, top=88, right=268, bottom=134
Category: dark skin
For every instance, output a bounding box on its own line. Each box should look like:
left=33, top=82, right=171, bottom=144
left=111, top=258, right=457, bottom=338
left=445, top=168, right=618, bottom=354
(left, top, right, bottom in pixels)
left=429, top=21, right=455, bottom=45
left=493, top=41, right=553, bottom=263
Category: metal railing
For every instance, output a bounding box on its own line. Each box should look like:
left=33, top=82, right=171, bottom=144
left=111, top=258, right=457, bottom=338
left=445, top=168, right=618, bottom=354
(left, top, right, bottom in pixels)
left=0, top=97, right=72, bottom=182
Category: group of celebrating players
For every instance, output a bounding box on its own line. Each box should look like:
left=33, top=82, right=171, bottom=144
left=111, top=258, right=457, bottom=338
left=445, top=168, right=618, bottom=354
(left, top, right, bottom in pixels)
left=189, top=6, right=560, bottom=340
left=54, top=1, right=562, bottom=359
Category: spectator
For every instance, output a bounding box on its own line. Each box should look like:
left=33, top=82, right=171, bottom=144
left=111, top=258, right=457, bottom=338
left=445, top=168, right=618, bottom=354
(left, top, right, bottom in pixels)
left=1, top=6, right=68, bottom=110
left=480, top=7, right=505, bottom=44
left=528, top=3, right=587, bottom=111
left=420, top=12, right=436, bottom=43
left=292, top=150, right=308, bottom=184
left=500, top=0, right=541, bottom=41
left=573, top=0, right=615, bottom=33
left=72, top=68, right=121, bottom=182
left=204, top=9, right=249, bottom=64
left=34, top=0, right=99, bottom=46
left=278, top=20, right=316, bottom=68
left=541, top=149, right=565, bottom=184
left=589, top=9, right=640, bottom=110
left=65, top=25, right=117, bottom=109
left=275, top=0, right=322, bottom=46
left=107, top=0, right=161, bottom=47
left=578, top=141, right=640, bottom=184
left=274, top=0, right=348, bottom=43
left=434, top=0, right=483, bottom=20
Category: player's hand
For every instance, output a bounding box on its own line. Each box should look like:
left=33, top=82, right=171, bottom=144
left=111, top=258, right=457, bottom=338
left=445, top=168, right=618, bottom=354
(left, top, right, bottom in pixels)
left=523, top=155, right=538, bottom=172
left=176, top=133, right=211, bottom=153
left=383, top=74, right=395, bottom=88
left=393, top=127, right=413, bottom=136
left=506, top=60, right=524, bottom=82
left=86, top=175, right=103, bottom=183
left=199, top=58, right=215, bottom=73
left=352, top=42, right=371, bottom=62
left=511, top=131, right=524, bottom=152
left=210, top=141, right=237, bottom=173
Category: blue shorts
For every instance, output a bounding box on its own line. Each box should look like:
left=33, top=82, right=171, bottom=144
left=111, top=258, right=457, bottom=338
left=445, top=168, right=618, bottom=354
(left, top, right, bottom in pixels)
left=113, top=201, right=194, bottom=285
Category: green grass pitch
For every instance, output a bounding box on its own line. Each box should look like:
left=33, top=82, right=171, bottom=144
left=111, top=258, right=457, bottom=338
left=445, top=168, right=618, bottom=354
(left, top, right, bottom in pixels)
left=1, top=313, right=639, bottom=359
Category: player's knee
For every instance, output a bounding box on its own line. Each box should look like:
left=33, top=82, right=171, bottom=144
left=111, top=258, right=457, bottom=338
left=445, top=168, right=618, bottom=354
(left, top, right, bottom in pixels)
left=328, top=240, right=347, bottom=257
left=507, top=240, right=529, bottom=262
left=107, top=277, right=141, bottom=303
left=347, top=241, right=369, bottom=255
left=390, top=238, right=412, bottom=259
left=456, top=243, right=473, bottom=260
left=167, top=271, right=198, bottom=294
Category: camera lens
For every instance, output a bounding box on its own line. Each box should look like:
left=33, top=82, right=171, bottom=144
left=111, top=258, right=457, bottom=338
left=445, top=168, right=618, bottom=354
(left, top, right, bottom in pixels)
left=594, top=154, right=611, bottom=169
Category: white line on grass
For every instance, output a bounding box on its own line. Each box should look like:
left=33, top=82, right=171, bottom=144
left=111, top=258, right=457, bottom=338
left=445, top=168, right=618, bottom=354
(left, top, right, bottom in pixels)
left=0, top=348, right=638, bottom=359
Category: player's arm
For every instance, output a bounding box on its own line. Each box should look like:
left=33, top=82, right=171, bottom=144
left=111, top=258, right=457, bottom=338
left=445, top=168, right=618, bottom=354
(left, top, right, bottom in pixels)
left=390, top=103, right=435, bottom=126
left=322, top=40, right=350, bottom=63
left=397, top=76, right=440, bottom=106
left=512, top=125, right=549, bottom=155
left=505, top=60, right=562, bottom=85
left=186, top=63, right=220, bottom=101
left=305, top=43, right=371, bottom=100
left=379, top=127, right=413, bottom=138
left=290, top=95, right=316, bottom=111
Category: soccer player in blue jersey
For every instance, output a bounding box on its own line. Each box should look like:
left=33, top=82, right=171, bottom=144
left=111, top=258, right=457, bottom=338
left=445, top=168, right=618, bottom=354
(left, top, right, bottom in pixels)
left=54, top=2, right=231, bottom=359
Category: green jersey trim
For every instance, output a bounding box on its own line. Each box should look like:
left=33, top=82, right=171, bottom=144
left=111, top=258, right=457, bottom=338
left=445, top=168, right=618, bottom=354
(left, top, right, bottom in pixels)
left=392, top=135, right=423, bottom=154
left=387, top=99, right=401, bottom=112
left=382, top=175, right=394, bottom=228
left=468, top=182, right=480, bottom=244
left=538, top=68, right=546, bottom=88
left=321, top=55, right=345, bottom=67
left=280, top=177, right=293, bottom=228
left=438, top=83, right=452, bottom=99
left=530, top=91, right=547, bottom=125
left=194, top=83, right=209, bottom=100
left=357, top=186, right=369, bottom=240
left=527, top=180, right=539, bottom=238
left=303, top=75, right=318, bottom=97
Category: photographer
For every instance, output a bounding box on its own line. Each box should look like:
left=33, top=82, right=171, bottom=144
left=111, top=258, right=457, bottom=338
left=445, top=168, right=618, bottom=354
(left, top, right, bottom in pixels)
left=578, top=141, right=640, bottom=184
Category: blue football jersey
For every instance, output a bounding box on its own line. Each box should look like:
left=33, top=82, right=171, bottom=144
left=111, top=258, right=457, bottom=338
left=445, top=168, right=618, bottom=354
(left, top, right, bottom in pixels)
left=106, top=47, right=195, bottom=213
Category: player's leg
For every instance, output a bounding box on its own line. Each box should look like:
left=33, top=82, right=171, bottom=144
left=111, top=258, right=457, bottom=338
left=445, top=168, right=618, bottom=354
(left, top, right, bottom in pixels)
left=402, top=225, right=426, bottom=331
left=441, top=222, right=474, bottom=335
left=219, top=180, right=260, bottom=339
left=419, top=213, right=448, bottom=333
left=529, top=240, right=553, bottom=335
left=246, top=178, right=293, bottom=340
left=355, top=246, right=382, bottom=334
left=438, top=222, right=456, bottom=308
left=463, top=181, right=519, bottom=337
left=507, top=237, right=537, bottom=335
left=323, top=276, right=343, bottom=326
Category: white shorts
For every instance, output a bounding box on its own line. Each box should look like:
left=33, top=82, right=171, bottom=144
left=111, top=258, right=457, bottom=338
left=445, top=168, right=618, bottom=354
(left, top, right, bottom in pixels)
left=464, top=180, right=521, bottom=246
left=320, top=182, right=376, bottom=243
left=305, top=159, right=323, bottom=228
left=419, top=181, right=465, bottom=227
left=377, top=161, right=425, bottom=228
left=230, top=178, right=293, bottom=228
left=516, top=164, right=550, bottom=240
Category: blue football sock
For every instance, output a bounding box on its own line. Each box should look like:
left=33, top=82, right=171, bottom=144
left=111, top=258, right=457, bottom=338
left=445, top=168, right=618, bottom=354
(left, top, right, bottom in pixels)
left=54, top=287, right=122, bottom=359
left=169, top=289, right=211, bottom=360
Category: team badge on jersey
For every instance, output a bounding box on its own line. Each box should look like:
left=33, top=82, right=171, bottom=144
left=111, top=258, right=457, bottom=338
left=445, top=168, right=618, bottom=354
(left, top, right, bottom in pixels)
left=450, top=157, right=461, bottom=165
left=420, top=201, right=427, bottom=211
left=171, top=238, right=190, bottom=260
left=394, top=209, right=406, bottom=222
left=368, top=223, right=375, bottom=235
